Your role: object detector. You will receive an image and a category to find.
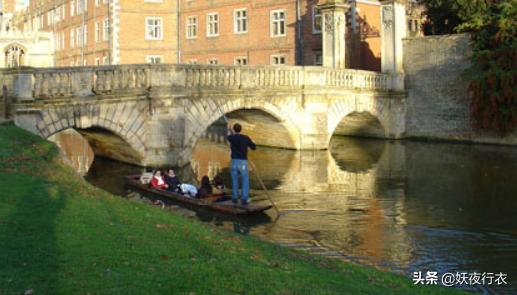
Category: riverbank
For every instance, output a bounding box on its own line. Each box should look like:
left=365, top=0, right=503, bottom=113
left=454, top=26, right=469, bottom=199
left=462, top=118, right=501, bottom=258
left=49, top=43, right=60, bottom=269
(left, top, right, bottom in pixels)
left=0, top=123, right=462, bottom=294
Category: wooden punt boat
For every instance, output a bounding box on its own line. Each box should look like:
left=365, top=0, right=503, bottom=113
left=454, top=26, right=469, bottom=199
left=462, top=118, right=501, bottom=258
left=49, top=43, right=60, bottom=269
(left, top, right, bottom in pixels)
left=125, top=175, right=272, bottom=215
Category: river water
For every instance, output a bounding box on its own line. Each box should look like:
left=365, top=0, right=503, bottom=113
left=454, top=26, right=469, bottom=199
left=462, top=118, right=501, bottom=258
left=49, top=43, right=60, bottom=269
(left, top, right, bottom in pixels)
left=82, top=133, right=517, bottom=294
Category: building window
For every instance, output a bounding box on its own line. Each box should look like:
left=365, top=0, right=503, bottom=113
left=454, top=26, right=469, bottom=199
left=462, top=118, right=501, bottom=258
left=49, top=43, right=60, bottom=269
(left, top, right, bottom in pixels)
left=95, top=22, right=100, bottom=42
left=270, top=10, right=286, bottom=37
left=84, top=25, right=88, bottom=46
left=186, top=16, right=198, bottom=39
left=75, top=26, right=87, bottom=47
left=4, top=45, right=25, bottom=68
left=70, top=0, right=75, bottom=16
left=234, top=9, right=247, bottom=34
left=55, top=34, right=62, bottom=50
left=314, top=51, right=322, bottom=65
left=103, top=56, right=109, bottom=65
left=271, top=55, right=286, bottom=65
left=312, top=6, right=322, bottom=34
left=146, top=17, right=163, bottom=40
left=76, top=26, right=83, bottom=47
left=187, top=59, right=198, bottom=65
left=47, top=11, right=52, bottom=26
left=77, top=0, right=86, bottom=14
left=95, top=57, right=100, bottom=65
left=55, top=7, right=61, bottom=23
left=146, top=55, right=163, bottom=64
left=207, top=58, right=218, bottom=65
left=70, top=29, right=75, bottom=48
left=408, top=19, right=419, bottom=33
left=206, top=13, right=219, bottom=37
left=234, top=57, right=247, bottom=65
left=103, top=18, right=109, bottom=41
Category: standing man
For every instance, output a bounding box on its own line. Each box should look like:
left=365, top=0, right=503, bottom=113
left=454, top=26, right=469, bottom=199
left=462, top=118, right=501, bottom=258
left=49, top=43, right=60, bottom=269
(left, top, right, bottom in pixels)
left=227, top=122, right=256, bottom=205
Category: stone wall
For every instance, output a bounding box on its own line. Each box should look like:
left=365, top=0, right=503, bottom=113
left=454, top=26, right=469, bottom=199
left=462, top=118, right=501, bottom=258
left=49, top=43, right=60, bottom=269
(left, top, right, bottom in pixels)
left=403, top=33, right=517, bottom=145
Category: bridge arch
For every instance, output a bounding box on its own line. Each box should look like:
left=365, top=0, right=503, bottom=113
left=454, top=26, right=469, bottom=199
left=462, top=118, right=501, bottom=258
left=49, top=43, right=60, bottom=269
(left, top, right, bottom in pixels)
left=182, top=97, right=301, bottom=151
left=327, top=98, right=389, bottom=142
left=35, top=103, right=147, bottom=165
left=178, top=97, right=302, bottom=165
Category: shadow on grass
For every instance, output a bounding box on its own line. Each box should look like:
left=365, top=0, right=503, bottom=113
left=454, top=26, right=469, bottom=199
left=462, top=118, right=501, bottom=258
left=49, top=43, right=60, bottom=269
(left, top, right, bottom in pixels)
left=0, top=172, right=65, bottom=294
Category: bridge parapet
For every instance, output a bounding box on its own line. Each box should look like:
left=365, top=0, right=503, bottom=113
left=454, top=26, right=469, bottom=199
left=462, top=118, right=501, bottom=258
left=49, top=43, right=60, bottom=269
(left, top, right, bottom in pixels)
left=181, top=66, right=391, bottom=91
left=1, top=64, right=395, bottom=102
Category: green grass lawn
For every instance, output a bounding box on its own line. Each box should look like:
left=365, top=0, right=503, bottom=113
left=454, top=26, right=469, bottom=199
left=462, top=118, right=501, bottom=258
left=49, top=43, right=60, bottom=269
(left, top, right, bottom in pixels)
left=0, top=123, right=464, bottom=294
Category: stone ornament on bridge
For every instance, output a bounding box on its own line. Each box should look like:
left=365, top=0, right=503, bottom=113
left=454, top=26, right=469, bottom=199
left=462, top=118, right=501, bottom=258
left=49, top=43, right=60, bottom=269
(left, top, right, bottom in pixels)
left=72, top=71, right=94, bottom=97
left=380, top=0, right=407, bottom=90
left=317, top=0, right=350, bottom=69
left=382, top=5, right=394, bottom=30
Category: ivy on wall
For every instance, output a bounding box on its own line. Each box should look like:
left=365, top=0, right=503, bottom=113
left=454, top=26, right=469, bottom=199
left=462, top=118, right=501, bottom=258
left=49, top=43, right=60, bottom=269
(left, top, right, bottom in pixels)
left=421, top=0, right=517, bottom=135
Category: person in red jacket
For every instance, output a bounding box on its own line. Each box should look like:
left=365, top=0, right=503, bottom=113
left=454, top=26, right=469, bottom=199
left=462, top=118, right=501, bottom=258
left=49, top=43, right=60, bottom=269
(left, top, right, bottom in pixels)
left=150, top=170, right=168, bottom=190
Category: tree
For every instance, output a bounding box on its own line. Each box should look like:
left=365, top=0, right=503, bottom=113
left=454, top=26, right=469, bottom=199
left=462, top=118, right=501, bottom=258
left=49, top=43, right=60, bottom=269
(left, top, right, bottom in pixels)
left=420, top=0, right=517, bottom=135
left=419, top=0, right=494, bottom=35
left=420, top=0, right=463, bottom=35
left=458, top=0, right=517, bottom=135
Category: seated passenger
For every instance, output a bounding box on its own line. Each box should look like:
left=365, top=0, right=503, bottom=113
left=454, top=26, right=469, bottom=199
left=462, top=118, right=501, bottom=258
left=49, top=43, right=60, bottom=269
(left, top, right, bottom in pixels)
left=212, top=175, right=225, bottom=194
left=164, top=169, right=181, bottom=193
left=179, top=183, right=198, bottom=197
left=196, top=176, right=213, bottom=199
left=150, top=170, right=168, bottom=190
left=139, top=171, right=153, bottom=185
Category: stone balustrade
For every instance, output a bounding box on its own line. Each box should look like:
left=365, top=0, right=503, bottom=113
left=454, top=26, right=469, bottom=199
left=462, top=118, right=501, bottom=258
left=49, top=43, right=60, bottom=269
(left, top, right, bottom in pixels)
left=0, top=64, right=396, bottom=102
left=181, top=65, right=391, bottom=91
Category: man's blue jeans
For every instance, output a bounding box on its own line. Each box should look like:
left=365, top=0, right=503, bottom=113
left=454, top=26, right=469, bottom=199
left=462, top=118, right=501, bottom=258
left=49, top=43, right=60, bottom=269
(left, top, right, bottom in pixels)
left=231, top=159, right=249, bottom=202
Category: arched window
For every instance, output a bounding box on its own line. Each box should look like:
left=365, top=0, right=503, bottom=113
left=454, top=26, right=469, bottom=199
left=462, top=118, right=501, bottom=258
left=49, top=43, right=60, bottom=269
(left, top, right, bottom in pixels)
left=5, top=45, right=25, bottom=68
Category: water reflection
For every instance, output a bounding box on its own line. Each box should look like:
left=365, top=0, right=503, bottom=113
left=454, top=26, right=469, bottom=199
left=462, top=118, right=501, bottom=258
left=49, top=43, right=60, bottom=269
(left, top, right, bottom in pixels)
left=86, top=130, right=517, bottom=294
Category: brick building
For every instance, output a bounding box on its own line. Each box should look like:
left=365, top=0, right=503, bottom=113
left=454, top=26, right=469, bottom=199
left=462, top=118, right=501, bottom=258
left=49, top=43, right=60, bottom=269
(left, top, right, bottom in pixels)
left=21, top=0, right=178, bottom=66
left=179, top=0, right=384, bottom=70
left=1, top=0, right=25, bottom=14
left=13, top=0, right=421, bottom=71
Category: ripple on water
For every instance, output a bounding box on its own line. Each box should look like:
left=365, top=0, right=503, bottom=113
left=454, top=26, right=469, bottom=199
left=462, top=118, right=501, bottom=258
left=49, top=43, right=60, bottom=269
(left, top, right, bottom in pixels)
left=85, top=136, right=517, bottom=294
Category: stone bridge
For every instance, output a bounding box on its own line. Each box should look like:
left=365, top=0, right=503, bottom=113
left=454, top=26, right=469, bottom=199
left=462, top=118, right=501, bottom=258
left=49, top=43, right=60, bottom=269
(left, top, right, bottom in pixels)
left=1, top=64, right=406, bottom=167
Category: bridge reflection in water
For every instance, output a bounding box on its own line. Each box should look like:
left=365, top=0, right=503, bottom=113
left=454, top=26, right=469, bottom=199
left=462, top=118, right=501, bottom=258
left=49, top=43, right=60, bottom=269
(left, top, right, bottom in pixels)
left=78, top=122, right=517, bottom=294
left=192, top=124, right=412, bottom=268
left=187, top=125, right=517, bottom=294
